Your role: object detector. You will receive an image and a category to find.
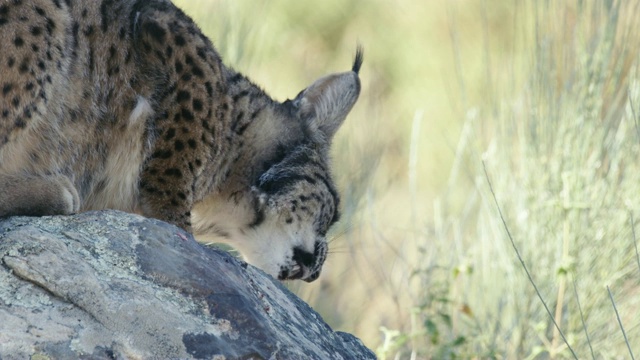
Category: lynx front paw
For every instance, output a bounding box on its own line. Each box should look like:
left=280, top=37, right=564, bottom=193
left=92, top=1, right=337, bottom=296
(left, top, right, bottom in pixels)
left=0, top=174, right=81, bottom=217
left=51, top=175, right=81, bottom=215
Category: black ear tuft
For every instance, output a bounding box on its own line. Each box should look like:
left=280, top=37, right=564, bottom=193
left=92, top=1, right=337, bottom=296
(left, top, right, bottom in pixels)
left=352, top=45, right=364, bottom=74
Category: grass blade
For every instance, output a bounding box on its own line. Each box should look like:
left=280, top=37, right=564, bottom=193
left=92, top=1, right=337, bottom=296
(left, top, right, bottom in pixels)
left=631, top=213, right=640, bottom=275
left=606, top=286, right=636, bottom=360
left=483, top=161, right=578, bottom=360
left=572, top=278, right=595, bottom=360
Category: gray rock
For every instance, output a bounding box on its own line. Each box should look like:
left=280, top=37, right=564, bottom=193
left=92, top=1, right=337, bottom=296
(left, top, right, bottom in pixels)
left=0, top=210, right=375, bottom=359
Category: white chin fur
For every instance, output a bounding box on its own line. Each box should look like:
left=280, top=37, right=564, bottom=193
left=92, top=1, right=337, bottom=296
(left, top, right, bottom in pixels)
left=191, top=193, right=316, bottom=279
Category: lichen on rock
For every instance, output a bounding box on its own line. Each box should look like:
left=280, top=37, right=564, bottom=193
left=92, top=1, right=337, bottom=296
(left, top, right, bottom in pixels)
left=0, top=210, right=374, bottom=359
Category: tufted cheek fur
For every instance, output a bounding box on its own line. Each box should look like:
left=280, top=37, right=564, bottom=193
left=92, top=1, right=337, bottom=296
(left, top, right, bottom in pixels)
left=190, top=186, right=319, bottom=279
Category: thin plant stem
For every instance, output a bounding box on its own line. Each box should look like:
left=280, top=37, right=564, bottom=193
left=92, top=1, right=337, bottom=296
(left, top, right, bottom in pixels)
left=630, top=212, right=640, bottom=275
left=607, top=286, right=636, bottom=360
left=483, top=161, right=578, bottom=360
left=571, top=277, right=595, bottom=360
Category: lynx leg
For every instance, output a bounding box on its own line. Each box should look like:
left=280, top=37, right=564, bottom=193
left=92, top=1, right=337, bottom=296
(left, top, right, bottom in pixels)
left=0, top=174, right=80, bottom=217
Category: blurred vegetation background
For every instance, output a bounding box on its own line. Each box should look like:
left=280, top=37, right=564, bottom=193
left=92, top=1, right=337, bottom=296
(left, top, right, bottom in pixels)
left=176, top=0, right=640, bottom=358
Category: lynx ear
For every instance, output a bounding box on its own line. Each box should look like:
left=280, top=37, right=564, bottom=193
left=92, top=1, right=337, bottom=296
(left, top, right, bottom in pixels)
left=293, top=48, right=363, bottom=141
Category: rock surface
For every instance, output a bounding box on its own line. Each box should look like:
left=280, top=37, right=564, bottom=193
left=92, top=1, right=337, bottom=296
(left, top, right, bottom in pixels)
left=0, top=210, right=375, bottom=359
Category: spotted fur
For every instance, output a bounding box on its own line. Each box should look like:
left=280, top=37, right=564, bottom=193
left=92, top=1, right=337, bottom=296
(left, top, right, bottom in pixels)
left=0, top=0, right=362, bottom=282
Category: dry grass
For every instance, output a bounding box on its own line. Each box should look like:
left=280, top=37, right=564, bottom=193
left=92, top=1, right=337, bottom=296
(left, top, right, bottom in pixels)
left=175, top=0, right=640, bottom=358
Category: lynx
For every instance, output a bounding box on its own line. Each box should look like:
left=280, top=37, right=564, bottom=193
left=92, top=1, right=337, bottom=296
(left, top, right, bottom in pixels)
left=0, top=0, right=362, bottom=282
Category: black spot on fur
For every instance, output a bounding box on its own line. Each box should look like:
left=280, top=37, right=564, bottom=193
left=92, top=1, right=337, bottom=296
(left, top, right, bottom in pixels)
left=236, top=122, right=250, bottom=136
left=164, top=168, right=182, bottom=178
left=88, top=46, right=95, bottom=69
left=174, top=34, right=186, bottom=46
left=71, top=22, right=79, bottom=52
left=187, top=139, right=196, bottom=149
left=143, top=20, right=166, bottom=43
left=175, top=60, right=184, bottom=73
left=181, top=108, right=194, bottom=122
left=205, top=82, right=213, bottom=97
left=2, top=83, right=13, bottom=95
left=100, top=0, right=114, bottom=32
left=14, top=117, right=26, bottom=128
left=45, top=17, right=55, bottom=35
left=84, top=25, right=94, bottom=36
left=229, top=73, right=243, bottom=84
left=192, top=65, right=204, bottom=78
left=140, top=185, right=158, bottom=194
left=174, top=140, right=184, bottom=151
left=233, top=90, right=249, bottom=102
left=196, top=46, right=207, bottom=60
left=152, top=149, right=173, bottom=159
left=192, top=98, right=203, bottom=111
left=18, top=59, right=29, bottom=74
left=164, top=128, right=176, bottom=140
left=30, top=26, right=42, bottom=36
left=234, top=111, right=244, bottom=124
left=176, top=90, right=190, bottom=102
left=299, top=195, right=311, bottom=203
left=13, top=36, right=24, bottom=47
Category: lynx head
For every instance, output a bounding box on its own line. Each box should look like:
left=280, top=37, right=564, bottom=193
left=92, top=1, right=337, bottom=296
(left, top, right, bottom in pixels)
left=193, top=49, right=362, bottom=282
